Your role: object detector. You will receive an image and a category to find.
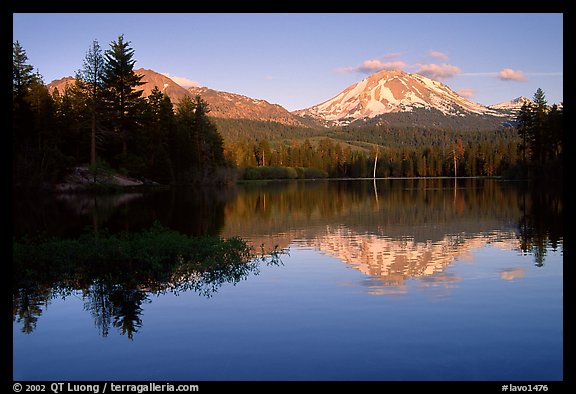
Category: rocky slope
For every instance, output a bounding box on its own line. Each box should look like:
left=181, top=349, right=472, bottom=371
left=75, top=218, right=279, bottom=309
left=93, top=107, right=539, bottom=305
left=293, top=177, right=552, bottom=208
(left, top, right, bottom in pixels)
left=188, top=86, right=305, bottom=126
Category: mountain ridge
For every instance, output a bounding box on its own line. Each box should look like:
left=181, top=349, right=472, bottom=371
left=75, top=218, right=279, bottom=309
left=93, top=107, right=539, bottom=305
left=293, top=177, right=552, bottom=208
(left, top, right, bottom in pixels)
left=187, top=86, right=305, bottom=126
left=47, top=68, right=306, bottom=127
left=46, top=68, right=530, bottom=129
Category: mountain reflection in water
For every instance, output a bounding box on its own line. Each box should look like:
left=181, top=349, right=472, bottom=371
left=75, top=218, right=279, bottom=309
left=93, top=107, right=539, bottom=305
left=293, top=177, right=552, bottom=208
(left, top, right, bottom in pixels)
left=218, top=178, right=561, bottom=289
left=13, top=178, right=562, bottom=337
left=294, top=227, right=518, bottom=294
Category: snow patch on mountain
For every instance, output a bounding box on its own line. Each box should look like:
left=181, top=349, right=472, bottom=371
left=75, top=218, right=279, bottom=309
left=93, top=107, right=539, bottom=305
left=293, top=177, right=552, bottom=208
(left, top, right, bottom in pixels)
left=489, top=96, right=531, bottom=111
left=294, top=70, right=506, bottom=125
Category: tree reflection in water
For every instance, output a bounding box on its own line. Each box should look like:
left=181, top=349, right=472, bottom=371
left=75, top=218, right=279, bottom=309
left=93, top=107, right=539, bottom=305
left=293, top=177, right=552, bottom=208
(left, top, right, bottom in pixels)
left=13, top=225, right=285, bottom=339
left=517, top=179, right=563, bottom=266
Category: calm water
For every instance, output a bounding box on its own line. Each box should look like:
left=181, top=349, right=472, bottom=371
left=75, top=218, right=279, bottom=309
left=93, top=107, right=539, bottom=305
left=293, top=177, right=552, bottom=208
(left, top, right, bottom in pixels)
left=13, top=178, right=563, bottom=381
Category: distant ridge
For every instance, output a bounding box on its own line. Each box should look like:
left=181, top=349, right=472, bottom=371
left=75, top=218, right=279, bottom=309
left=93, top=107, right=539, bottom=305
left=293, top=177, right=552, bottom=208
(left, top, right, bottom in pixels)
left=187, top=86, right=305, bottom=126
left=47, top=68, right=543, bottom=130
left=136, top=68, right=191, bottom=103
left=489, top=96, right=532, bottom=111
left=48, top=68, right=306, bottom=127
left=47, top=76, right=75, bottom=94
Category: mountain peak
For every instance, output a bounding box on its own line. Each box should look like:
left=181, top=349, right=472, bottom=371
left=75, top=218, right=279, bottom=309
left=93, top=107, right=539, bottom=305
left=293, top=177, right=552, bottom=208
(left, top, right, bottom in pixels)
left=367, top=69, right=408, bottom=78
left=489, top=96, right=532, bottom=111
left=294, top=69, right=499, bottom=125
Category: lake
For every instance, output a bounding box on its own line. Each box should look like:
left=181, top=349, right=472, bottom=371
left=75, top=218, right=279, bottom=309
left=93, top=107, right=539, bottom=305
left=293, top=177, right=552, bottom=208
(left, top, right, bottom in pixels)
left=12, top=178, right=563, bottom=381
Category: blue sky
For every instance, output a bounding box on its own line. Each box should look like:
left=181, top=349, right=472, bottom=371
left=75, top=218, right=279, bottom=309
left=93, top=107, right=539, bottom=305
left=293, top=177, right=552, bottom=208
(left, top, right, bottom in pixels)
left=13, top=13, right=563, bottom=111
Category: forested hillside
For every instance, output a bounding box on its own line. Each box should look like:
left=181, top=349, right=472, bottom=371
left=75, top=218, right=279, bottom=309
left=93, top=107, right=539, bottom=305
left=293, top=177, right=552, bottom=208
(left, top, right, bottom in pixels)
left=212, top=112, right=521, bottom=178
left=13, top=36, right=231, bottom=189
left=13, top=36, right=562, bottom=188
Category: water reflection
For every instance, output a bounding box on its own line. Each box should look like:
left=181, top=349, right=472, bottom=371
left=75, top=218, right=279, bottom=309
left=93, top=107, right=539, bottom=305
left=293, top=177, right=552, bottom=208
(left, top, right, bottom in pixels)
left=13, top=226, right=284, bottom=338
left=13, top=254, right=283, bottom=338
left=499, top=267, right=526, bottom=281
left=13, top=186, right=236, bottom=238
left=219, top=179, right=561, bottom=286
left=14, top=179, right=562, bottom=261
left=517, top=180, right=563, bottom=266
left=221, top=179, right=523, bottom=246
left=13, top=178, right=562, bottom=335
left=296, top=227, right=518, bottom=294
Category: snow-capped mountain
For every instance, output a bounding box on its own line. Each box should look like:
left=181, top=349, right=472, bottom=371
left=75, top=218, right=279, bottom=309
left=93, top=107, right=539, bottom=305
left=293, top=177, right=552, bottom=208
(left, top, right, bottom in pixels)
left=489, top=96, right=531, bottom=111
left=293, top=70, right=505, bottom=126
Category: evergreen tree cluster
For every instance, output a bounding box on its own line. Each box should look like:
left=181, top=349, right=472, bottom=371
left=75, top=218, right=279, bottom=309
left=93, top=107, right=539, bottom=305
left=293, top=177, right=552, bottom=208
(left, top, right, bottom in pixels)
left=515, top=88, right=563, bottom=180
left=226, top=128, right=520, bottom=179
left=13, top=36, right=230, bottom=189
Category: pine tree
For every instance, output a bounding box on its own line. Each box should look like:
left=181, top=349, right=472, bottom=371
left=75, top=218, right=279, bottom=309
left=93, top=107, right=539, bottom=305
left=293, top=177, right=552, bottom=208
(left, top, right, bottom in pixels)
left=13, top=41, right=36, bottom=100
left=516, top=102, right=533, bottom=167
left=13, top=41, right=37, bottom=147
left=77, top=40, right=105, bottom=166
left=533, top=88, right=547, bottom=109
left=76, top=40, right=104, bottom=166
left=145, top=86, right=175, bottom=183
left=52, top=84, right=86, bottom=162
left=515, top=89, right=562, bottom=180
left=547, top=104, right=563, bottom=164
left=13, top=41, right=63, bottom=185
left=102, top=35, right=145, bottom=158
left=173, top=95, right=227, bottom=183
left=171, top=96, right=194, bottom=183
left=190, top=96, right=225, bottom=170
left=531, top=88, right=550, bottom=166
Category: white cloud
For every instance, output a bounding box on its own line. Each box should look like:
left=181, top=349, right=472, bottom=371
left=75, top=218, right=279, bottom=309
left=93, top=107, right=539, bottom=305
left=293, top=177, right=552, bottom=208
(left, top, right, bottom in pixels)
left=160, top=72, right=200, bottom=88
left=415, top=63, right=461, bottom=79
left=338, top=59, right=408, bottom=74
left=428, top=50, right=449, bottom=62
left=497, top=68, right=527, bottom=81
left=457, top=88, right=475, bottom=98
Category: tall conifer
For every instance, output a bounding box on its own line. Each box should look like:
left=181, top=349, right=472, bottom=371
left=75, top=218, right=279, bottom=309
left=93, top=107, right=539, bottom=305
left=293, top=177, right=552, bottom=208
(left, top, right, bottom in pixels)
left=77, top=39, right=105, bottom=166
left=102, top=34, right=144, bottom=158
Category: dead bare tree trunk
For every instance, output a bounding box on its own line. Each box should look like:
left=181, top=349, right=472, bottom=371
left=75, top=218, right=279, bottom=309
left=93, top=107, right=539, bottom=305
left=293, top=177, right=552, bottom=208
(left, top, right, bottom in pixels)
left=91, top=107, right=96, bottom=167
left=373, top=145, right=379, bottom=179
left=453, top=148, right=457, bottom=178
